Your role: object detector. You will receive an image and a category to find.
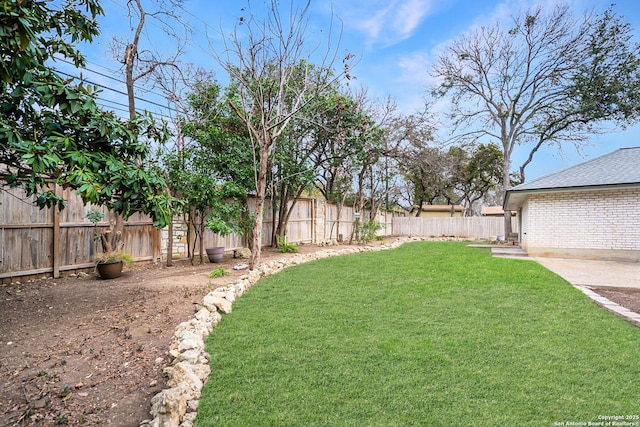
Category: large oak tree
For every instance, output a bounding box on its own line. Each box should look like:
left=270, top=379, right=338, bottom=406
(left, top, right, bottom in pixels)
left=432, top=4, right=640, bottom=235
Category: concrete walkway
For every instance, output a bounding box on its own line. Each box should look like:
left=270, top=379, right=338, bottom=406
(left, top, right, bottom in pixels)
left=535, top=257, right=640, bottom=327
left=534, top=257, right=640, bottom=290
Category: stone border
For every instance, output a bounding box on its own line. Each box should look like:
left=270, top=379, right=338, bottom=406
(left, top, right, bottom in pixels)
left=143, top=237, right=438, bottom=427
left=574, top=286, right=640, bottom=328
left=143, top=238, right=640, bottom=426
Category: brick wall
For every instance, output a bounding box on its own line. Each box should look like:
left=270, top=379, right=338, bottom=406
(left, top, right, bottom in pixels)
left=520, top=187, right=640, bottom=259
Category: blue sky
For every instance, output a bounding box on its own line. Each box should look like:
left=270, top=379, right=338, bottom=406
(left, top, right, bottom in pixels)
left=76, top=0, right=640, bottom=181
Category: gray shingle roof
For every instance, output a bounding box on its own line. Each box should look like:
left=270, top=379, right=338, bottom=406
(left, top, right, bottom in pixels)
left=511, top=147, right=640, bottom=191
left=504, top=147, right=640, bottom=210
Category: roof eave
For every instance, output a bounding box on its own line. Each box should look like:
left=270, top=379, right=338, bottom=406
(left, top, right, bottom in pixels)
left=504, top=182, right=640, bottom=210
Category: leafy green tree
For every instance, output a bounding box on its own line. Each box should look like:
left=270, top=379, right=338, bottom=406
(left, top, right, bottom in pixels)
left=345, top=93, right=387, bottom=243
left=400, top=144, right=501, bottom=216
left=165, top=147, right=246, bottom=263
left=456, top=143, right=503, bottom=215
left=313, top=91, right=370, bottom=202
left=167, top=79, right=252, bottom=262
left=438, top=144, right=504, bottom=215
left=382, top=109, right=435, bottom=211
left=400, top=147, right=453, bottom=215
left=181, top=80, right=255, bottom=192
left=271, top=86, right=371, bottom=243
left=0, top=0, right=174, bottom=227
left=432, top=4, right=640, bottom=234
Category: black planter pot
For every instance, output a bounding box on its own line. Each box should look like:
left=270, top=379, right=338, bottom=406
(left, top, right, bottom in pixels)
left=96, top=260, right=124, bottom=279
left=206, top=247, right=225, bottom=263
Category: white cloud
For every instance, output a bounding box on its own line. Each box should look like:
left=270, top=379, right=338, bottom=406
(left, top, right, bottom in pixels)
left=359, top=6, right=393, bottom=42
left=393, top=0, right=431, bottom=39
left=396, top=51, right=431, bottom=86
left=335, top=0, right=433, bottom=47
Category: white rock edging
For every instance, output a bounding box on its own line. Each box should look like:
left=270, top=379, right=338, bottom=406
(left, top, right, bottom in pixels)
left=143, top=237, right=432, bottom=427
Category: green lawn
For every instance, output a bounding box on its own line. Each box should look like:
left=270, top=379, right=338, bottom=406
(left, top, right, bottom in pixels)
left=195, top=241, right=640, bottom=426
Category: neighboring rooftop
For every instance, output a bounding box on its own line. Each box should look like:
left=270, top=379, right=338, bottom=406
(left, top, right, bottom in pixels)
left=504, top=147, right=640, bottom=210
left=418, top=204, right=465, bottom=212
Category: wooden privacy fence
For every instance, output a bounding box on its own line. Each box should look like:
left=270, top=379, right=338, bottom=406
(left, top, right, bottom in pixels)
left=0, top=185, right=158, bottom=283
left=393, top=216, right=519, bottom=239
left=168, top=199, right=402, bottom=260
left=2, top=185, right=516, bottom=282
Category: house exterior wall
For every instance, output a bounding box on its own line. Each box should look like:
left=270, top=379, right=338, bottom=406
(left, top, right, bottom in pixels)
left=520, top=187, right=640, bottom=261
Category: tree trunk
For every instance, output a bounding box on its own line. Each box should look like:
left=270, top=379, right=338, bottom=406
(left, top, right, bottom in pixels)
left=276, top=185, right=306, bottom=245
left=349, top=169, right=366, bottom=245
left=188, top=207, right=205, bottom=265
left=331, top=202, right=342, bottom=241
left=186, top=211, right=193, bottom=260
left=271, top=195, right=278, bottom=248
left=273, top=180, right=289, bottom=247
left=502, top=151, right=513, bottom=237
left=99, top=212, right=125, bottom=258
left=198, top=219, right=205, bottom=264
left=241, top=197, right=254, bottom=252
left=249, top=144, right=271, bottom=270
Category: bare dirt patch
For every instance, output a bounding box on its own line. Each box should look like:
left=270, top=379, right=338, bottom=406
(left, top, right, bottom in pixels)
left=591, top=287, right=640, bottom=318
left=0, top=243, right=358, bottom=427
left=2, top=239, right=638, bottom=426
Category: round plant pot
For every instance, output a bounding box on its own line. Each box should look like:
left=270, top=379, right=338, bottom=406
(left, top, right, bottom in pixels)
left=206, top=247, right=225, bottom=263
left=96, top=260, right=124, bottom=279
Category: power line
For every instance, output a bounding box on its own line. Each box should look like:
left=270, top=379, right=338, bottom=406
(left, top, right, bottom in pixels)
left=51, top=67, right=176, bottom=114
left=95, top=98, right=174, bottom=121
left=54, top=56, right=171, bottom=100
left=48, top=67, right=176, bottom=120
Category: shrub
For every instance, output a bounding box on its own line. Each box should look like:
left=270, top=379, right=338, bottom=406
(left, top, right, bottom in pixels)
left=208, top=267, right=229, bottom=278
left=277, top=236, right=299, bottom=253
left=355, top=220, right=384, bottom=243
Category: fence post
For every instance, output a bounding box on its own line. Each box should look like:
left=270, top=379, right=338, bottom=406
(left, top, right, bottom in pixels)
left=52, top=184, right=61, bottom=278
left=313, top=198, right=326, bottom=244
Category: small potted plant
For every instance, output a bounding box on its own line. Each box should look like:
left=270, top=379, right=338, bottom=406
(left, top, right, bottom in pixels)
left=204, top=201, right=242, bottom=263
left=87, top=209, right=134, bottom=279
left=203, top=184, right=246, bottom=263
left=94, top=250, right=134, bottom=279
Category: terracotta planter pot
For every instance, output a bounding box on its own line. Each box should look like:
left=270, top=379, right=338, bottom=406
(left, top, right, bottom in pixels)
left=206, top=247, right=224, bottom=263
left=96, top=260, right=123, bottom=279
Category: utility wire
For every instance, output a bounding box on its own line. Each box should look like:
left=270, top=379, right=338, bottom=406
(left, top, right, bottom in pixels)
left=51, top=67, right=176, bottom=115
left=54, top=56, right=170, bottom=100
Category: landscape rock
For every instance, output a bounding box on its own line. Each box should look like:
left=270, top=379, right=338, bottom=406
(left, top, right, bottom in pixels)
left=192, top=308, right=221, bottom=334
left=225, top=288, right=237, bottom=303
left=147, top=237, right=422, bottom=426
left=165, top=362, right=204, bottom=399
left=233, top=248, right=252, bottom=259
left=201, top=294, right=233, bottom=314
left=176, top=330, right=204, bottom=352
left=149, top=386, right=187, bottom=427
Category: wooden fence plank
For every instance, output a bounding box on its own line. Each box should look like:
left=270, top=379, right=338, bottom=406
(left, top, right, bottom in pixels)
left=3, top=184, right=519, bottom=280
left=392, top=217, right=518, bottom=239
